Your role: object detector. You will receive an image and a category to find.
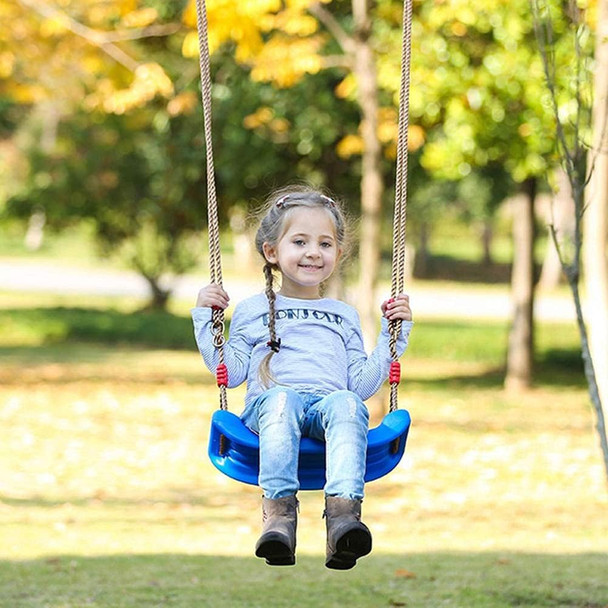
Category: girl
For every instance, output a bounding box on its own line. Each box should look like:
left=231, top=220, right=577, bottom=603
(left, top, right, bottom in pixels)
left=193, top=186, right=412, bottom=570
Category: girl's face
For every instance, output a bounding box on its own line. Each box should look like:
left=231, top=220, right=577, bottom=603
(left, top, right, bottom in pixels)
left=263, top=206, right=341, bottom=299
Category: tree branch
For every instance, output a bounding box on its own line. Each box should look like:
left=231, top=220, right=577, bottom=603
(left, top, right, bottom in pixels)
left=531, top=0, right=608, bottom=483
left=308, top=2, right=356, bottom=57
left=16, top=0, right=178, bottom=72
left=100, top=23, right=182, bottom=43
left=321, top=55, right=353, bottom=70
left=531, top=0, right=577, bottom=174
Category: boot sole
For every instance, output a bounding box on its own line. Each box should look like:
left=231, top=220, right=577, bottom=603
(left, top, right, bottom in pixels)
left=255, top=536, right=296, bottom=566
left=326, top=528, right=372, bottom=570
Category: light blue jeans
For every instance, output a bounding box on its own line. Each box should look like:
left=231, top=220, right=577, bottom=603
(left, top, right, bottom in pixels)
left=241, top=387, right=369, bottom=500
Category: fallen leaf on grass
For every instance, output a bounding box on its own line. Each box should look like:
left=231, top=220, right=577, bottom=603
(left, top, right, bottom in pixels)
left=395, top=568, right=417, bottom=579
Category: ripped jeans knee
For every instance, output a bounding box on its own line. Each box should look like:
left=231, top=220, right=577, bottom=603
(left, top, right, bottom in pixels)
left=241, top=387, right=305, bottom=500
left=320, top=390, right=369, bottom=428
left=243, top=386, right=304, bottom=433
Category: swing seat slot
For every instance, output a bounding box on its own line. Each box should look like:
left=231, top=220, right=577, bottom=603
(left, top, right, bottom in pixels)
left=208, top=408, right=411, bottom=490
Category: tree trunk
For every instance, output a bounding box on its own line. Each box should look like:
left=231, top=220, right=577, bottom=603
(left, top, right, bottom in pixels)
left=539, top=168, right=574, bottom=290
left=480, top=220, right=493, bottom=266
left=417, top=221, right=430, bottom=277
left=585, top=0, right=608, bottom=426
left=144, top=276, right=170, bottom=311
left=24, top=208, right=46, bottom=251
left=505, top=179, right=537, bottom=391
left=352, top=0, right=384, bottom=350
left=23, top=101, right=60, bottom=251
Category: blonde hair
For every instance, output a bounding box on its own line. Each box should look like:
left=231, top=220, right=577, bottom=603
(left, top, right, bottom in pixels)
left=254, top=186, right=350, bottom=387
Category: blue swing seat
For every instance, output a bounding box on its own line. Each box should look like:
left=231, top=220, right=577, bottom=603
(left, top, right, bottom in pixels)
left=208, top=407, right=411, bottom=490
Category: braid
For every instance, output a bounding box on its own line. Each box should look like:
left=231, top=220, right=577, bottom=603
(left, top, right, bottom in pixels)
left=253, top=185, right=351, bottom=388
left=259, top=262, right=279, bottom=388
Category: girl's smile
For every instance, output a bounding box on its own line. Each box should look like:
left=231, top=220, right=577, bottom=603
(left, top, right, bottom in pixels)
left=262, top=207, right=341, bottom=299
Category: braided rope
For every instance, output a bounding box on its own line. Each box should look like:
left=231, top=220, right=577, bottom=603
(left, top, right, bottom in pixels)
left=388, top=0, right=413, bottom=413
left=195, top=0, right=227, bottom=410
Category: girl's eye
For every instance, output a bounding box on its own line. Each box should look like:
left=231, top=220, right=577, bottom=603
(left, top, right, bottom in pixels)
left=294, top=239, right=305, bottom=246
left=321, top=242, right=333, bottom=248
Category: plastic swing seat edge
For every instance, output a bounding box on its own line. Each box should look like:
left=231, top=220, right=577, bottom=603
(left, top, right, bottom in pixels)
left=207, top=408, right=411, bottom=490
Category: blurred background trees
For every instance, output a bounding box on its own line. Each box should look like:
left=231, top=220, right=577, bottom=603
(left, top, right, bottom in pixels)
left=1, top=0, right=606, bottom=401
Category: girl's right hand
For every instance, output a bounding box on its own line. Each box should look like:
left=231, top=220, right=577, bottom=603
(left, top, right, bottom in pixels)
left=196, top=283, right=230, bottom=309
left=381, top=293, right=412, bottom=322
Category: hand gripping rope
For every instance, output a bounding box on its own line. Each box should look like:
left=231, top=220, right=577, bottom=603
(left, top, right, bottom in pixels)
left=194, top=0, right=228, bottom=410
left=388, top=0, right=412, bottom=413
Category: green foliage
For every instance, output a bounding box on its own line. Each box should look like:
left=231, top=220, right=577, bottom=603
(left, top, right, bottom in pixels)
left=144, top=0, right=188, bottom=21
left=0, top=99, right=25, bottom=137
left=401, top=0, right=593, bottom=185
left=530, top=0, right=593, bottom=199
left=403, top=156, right=514, bottom=248
left=3, top=50, right=366, bottom=298
left=5, top=106, right=207, bottom=307
left=2, top=0, right=599, bottom=293
left=210, top=50, right=361, bottom=209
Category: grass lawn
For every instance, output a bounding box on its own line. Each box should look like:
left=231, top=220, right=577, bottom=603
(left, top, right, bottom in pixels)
left=0, top=295, right=607, bottom=607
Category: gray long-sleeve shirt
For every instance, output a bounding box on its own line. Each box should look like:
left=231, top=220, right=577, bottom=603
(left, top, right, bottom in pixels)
left=192, top=292, right=413, bottom=408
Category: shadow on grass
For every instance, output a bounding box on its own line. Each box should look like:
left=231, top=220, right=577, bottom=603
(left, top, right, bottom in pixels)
left=0, top=349, right=584, bottom=391
left=415, top=254, right=514, bottom=284
left=0, top=488, right=256, bottom=512
left=408, top=363, right=584, bottom=390
left=0, top=307, right=586, bottom=389
left=2, top=552, right=607, bottom=608
left=0, top=307, right=196, bottom=350
left=0, top=347, right=213, bottom=387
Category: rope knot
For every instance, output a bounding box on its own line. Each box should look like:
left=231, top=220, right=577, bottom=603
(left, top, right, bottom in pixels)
left=389, top=361, right=401, bottom=385
left=216, top=363, right=228, bottom=387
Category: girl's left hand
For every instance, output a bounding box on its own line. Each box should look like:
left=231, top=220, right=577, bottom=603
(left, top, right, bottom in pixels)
left=381, top=293, right=412, bottom=322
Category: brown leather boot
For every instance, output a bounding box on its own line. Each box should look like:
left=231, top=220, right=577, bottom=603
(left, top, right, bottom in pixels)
left=324, top=496, right=372, bottom=570
left=255, top=495, right=298, bottom=566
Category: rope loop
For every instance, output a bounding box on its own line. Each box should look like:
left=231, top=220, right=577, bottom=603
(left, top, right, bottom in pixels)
left=210, top=307, right=225, bottom=347
left=211, top=321, right=225, bottom=348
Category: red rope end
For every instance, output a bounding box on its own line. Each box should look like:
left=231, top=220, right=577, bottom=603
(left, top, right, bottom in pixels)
left=216, top=363, right=228, bottom=387
left=389, top=361, right=401, bottom=385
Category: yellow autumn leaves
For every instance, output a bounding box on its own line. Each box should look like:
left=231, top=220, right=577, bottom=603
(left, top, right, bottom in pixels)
left=85, top=64, right=174, bottom=114
left=4, top=0, right=416, bottom=153
left=181, top=0, right=327, bottom=86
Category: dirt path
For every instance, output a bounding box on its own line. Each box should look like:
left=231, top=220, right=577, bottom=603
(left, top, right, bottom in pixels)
left=0, top=258, right=578, bottom=321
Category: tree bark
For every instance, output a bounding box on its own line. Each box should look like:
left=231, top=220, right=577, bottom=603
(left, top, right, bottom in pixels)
left=352, top=0, right=384, bottom=349
left=505, top=179, right=537, bottom=391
